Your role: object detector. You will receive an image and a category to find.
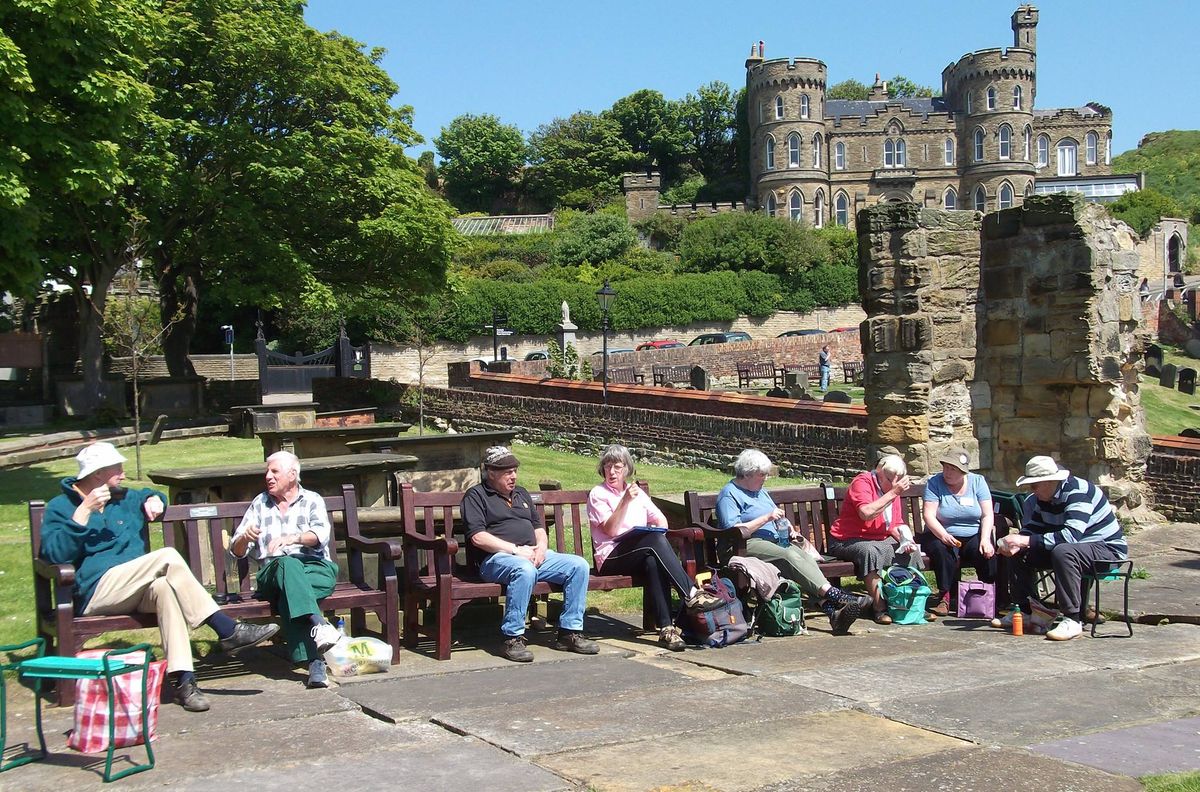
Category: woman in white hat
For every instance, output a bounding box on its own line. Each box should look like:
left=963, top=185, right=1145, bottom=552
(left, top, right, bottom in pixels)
left=917, top=447, right=995, bottom=617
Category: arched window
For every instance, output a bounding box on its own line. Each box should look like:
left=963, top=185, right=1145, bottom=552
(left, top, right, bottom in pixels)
left=812, top=133, right=822, bottom=168
left=1105, top=130, right=1112, bottom=165
left=765, top=192, right=777, bottom=217
left=1086, top=131, right=1098, bottom=165
left=800, top=94, right=810, bottom=119
left=944, top=138, right=955, bottom=165
left=998, top=182, right=1014, bottom=209
left=944, top=187, right=957, bottom=210
left=834, top=141, right=846, bottom=170
left=1024, top=181, right=1033, bottom=198
left=986, top=86, right=996, bottom=110
left=1013, top=85, right=1023, bottom=109
left=998, top=124, right=1012, bottom=160
left=834, top=192, right=849, bottom=226
left=1023, top=125, right=1032, bottom=161
left=774, top=96, right=784, bottom=120
left=765, top=136, right=776, bottom=170
left=1036, top=134, right=1050, bottom=167
left=974, top=186, right=986, bottom=212
left=1057, top=138, right=1078, bottom=176
left=884, top=139, right=895, bottom=168
left=973, top=128, right=985, bottom=162
left=788, top=133, right=801, bottom=168
left=789, top=190, right=803, bottom=222
left=813, top=190, right=824, bottom=228
left=895, top=139, right=906, bottom=167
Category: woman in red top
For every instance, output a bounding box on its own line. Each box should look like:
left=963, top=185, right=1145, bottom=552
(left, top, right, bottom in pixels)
left=828, top=454, right=917, bottom=624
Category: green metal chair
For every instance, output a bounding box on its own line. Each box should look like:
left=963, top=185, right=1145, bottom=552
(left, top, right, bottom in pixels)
left=1, top=638, right=156, bottom=783
left=1081, top=558, right=1135, bottom=637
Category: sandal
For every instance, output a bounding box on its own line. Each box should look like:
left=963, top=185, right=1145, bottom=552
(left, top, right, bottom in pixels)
left=873, top=610, right=893, bottom=625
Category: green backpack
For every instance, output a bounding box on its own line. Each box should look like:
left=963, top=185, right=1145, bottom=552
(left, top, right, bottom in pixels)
left=757, top=579, right=807, bottom=637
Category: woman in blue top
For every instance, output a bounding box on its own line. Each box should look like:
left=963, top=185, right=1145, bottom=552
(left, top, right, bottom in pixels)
left=917, top=447, right=995, bottom=616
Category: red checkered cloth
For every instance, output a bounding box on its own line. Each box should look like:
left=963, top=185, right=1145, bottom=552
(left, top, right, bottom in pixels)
left=68, top=649, right=166, bottom=754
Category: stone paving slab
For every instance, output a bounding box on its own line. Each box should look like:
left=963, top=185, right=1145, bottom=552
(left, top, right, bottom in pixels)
left=669, top=629, right=979, bottom=676
left=750, top=745, right=1144, bottom=792
left=1029, top=716, right=1200, bottom=777
left=872, top=660, right=1200, bottom=747
left=538, top=709, right=964, bottom=792
left=338, top=653, right=692, bottom=723
left=438, top=676, right=847, bottom=758
left=1018, top=622, right=1200, bottom=669
left=778, top=643, right=1095, bottom=705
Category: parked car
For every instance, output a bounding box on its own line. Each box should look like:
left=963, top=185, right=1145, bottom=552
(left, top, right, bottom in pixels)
left=523, top=350, right=548, bottom=360
left=591, top=348, right=636, bottom=356
left=777, top=329, right=827, bottom=338
left=831, top=326, right=858, bottom=333
left=688, top=331, right=752, bottom=346
left=636, top=339, right=684, bottom=350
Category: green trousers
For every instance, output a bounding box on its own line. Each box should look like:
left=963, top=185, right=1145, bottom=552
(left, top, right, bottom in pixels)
left=745, top=537, right=829, bottom=600
left=256, top=555, right=338, bottom=663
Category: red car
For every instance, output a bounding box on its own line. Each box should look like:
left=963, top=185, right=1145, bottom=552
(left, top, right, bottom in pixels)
left=636, top=339, right=684, bottom=350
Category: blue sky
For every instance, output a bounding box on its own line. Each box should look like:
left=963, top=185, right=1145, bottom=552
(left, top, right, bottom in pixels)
left=303, top=0, right=1197, bottom=160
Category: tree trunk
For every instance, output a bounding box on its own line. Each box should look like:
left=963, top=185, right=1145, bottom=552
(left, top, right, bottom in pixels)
left=160, top=266, right=199, bottom=377
left=74, top=266, right=116, bottom=415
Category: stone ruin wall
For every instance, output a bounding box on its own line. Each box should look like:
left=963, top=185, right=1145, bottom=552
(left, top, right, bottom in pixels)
left=859, top=194, right=1154, bottom=513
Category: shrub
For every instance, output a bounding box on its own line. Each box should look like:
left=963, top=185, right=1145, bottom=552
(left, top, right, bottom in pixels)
left=553, top=212, right=637, bottom=266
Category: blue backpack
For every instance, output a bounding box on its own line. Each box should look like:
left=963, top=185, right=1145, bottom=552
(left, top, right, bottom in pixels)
left=679, top=576, right=751, bottom=647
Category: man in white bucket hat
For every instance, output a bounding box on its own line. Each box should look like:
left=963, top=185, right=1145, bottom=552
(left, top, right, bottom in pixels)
left=40, top=442, right=280, bottom=711
left=997, top=455, right=1127, bottom=641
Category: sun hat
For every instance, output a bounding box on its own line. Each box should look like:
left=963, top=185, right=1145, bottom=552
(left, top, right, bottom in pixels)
left=938, top=447, right=973, bottom=474
left=76, top=442, right=127, bottom=480
left=1015, top=455, right=1070, bottom=486
left=482, top=445, right=520, bottom=469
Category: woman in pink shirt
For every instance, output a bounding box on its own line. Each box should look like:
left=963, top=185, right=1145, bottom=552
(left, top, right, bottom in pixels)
left=588, top=444, right=719, bottom=650
left=828, top=454, right=918, bottom=624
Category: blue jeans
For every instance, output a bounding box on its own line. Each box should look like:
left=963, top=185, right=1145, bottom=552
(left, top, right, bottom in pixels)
left=477, top=550, right=590, bottom=637
left=819, top=365, right=831, bottom=391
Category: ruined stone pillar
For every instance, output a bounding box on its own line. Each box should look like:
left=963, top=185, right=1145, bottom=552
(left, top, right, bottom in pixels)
left=858, top=203, right=983, bottom=475
left=977, top=194, right=1152, bottom=510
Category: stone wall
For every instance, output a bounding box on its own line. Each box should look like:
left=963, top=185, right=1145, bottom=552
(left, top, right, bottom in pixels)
left=416, top=386, right=868, bottom=482
left=858, top=203, right=984, bottom=474
left=1145, top=441, right=1200, bottom=523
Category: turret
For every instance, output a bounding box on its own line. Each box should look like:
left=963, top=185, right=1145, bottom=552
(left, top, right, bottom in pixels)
left=1012, top=4, right=1038, bottom=53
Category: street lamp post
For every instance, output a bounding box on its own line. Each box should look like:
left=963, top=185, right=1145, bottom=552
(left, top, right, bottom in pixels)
left=220, top=324, right=234, bottom=381
left=596, top=281, right=615, bottom=406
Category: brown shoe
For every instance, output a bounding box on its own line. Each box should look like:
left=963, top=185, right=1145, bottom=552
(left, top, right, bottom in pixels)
left=658, top=625, right=686, bottom=651
left=873, top=610, right=893, bottom=625
left=929, top=594, right=950, bottom=617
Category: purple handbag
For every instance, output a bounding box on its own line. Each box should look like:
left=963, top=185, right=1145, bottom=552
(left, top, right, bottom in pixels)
left=956, top=580, right=996, bottom=619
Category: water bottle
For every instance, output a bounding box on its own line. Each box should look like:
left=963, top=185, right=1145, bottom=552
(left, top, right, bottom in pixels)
left=775, top=518, right=793, bottom=547
left=336, top=617, right=347, bottom=638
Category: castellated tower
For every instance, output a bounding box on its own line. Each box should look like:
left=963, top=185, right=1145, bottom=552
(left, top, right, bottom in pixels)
left=745, top=48, right=829, bottom=224
left=942, top=31, right=1037, bottom=213
left=1012, top=4, right=1038, bottom=52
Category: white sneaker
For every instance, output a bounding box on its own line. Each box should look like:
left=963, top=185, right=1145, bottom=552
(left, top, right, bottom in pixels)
left=1046, top=617, right=1083, bottom=641
left=311, top=622, right=341, bottom=653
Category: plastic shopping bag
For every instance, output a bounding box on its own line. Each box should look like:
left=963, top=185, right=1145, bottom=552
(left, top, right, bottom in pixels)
left=323, top=636, right=391, bottom=676
left=69, top=649, right=166, bottom=754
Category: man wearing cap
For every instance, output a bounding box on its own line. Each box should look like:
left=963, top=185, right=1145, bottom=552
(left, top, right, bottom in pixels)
left=461, top=445, right=599, bottom=662
left=998, top=455, right=1127, bottom=641
left=230, top=451, right=342, bottom=689
left=40, top=442, right=279, bottom=711
left=918, top=447, right=995, bottom=617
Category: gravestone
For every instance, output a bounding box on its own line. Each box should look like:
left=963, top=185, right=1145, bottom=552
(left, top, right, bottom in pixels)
left=1146, top=344, right=1164, bottom=370
left=1180, top=368, right=1197, bottom=396
left=1181, top=427, right=1200, bottom=439
left=1186, top=338, right=1200, bottom=360
left=1160, top=363, right=1178, bottom=389
left=688, top=365, right=710, bottom=391
left=1145, top=362, right=1162, bottom=378
left=823, top=390, right=852, bottom=404
left=765, top=387, right=789, bottom=399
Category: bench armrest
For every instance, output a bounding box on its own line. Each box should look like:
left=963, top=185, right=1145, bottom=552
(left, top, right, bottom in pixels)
left=403, top=534, right=459, bottom=555
left=345, top=534, right=402, bottom=560
left=34, top=558, right=75, bottom=587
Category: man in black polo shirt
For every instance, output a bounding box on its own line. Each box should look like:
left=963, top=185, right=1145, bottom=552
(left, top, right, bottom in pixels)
left=462, top=445, right=599, bottom=662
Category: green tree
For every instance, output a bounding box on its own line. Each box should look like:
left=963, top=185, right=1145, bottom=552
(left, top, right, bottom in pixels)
left=1108, top=188, right=1185, bottom=238
left=417, top=151, right=440, bottom=191
left=679, top=81, right=739, bottom=193
left=887, top=74, right=935, bottom=98
left=434, top=113, right=527, bottom=212
left=139, top=0, right=456, bottom=375
left=525, top=111, right=640, bottom=209
left=553, top=212, right=637, bottom=267
left=677, top=212, right=833, bottom=277
left=605, top=89, right=688, bottom=182
left=826, top=79, right=869, bottom=100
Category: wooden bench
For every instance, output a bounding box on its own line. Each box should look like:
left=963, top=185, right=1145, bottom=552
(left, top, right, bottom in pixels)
left=29, top=484, right=400, bottom=705
left=685, top=483, right=928, bottom=586
left=400, top=481, right=700, bottom=660
left=842, top=360, right=865, bottom=384
left=599, top=366, right=644, bottom=385
left=736, top=360, right=785, bottom=389
left=652, top=364, right=693, bottom=387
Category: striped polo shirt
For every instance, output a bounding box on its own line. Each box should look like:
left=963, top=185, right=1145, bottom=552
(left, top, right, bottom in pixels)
left=1021, top=475, right=1127, bottom=556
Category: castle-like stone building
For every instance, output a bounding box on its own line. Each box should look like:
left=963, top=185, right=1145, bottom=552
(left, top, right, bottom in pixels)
left=627, top=5, right=1130, bottom=231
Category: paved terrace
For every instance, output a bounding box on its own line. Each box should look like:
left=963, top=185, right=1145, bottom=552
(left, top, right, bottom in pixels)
left=3, top=522, right=1199, bottom=790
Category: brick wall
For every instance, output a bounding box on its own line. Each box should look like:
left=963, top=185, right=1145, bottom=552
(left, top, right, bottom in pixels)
left=108, top=354, right=259, bottom=380
left=1146, top=439, right=1200, bottom=522
left=419, top=386, right=869, bottom=482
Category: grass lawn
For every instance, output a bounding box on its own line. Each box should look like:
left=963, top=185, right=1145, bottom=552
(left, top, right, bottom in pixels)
left=1143, top=771, right=1200, bottom=791
left=1141, top=342, right=1200, bottom=437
